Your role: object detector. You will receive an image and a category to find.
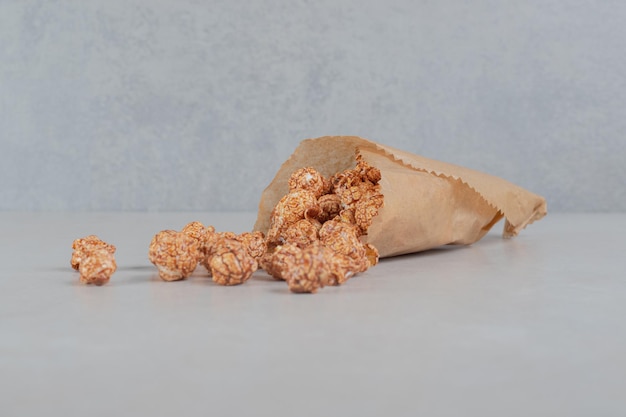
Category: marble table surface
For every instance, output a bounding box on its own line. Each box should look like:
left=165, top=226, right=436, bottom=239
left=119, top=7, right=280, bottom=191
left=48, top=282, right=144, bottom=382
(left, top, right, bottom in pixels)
left=1, top=212, right=624, bottom=417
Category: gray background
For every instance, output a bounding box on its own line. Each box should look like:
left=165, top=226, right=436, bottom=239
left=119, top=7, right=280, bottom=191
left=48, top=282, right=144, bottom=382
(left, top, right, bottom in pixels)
left=1, top=0, right=624, bottom=212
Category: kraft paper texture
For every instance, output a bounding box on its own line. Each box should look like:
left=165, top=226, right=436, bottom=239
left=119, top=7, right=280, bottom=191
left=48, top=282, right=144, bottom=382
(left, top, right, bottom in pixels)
left=254, top=136, right=547, bottom=258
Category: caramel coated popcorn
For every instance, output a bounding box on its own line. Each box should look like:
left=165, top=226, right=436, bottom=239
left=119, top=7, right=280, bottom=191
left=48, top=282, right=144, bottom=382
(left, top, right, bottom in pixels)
left=354, top=190, right=384, bottom=235
left=235, top=231, right=267, bottom=261
left=202, top=230, right=237, bottom=270
left=79, top=248, right=117, bottom=286
left=319, top=220, right=369, bottom=272
left=205, top=230, right=236, bottom=254
left=198, top=229, right=265, bottom=285
left=267, top=243, right=355, bottom=293
left=267, top=190, right=320, bottom=246
left=331, top=158, right=384, bottom=234
left=181, top=221, right=207, bottom=241
left=267, top=162, right=383, bottom=249
left=288, top=167, right=331, bottom=198
left=259, top=163, right=384, bottom=293
left=148, top=230, right=200, bottom=281
left=261, top=243, right=302, bottom=281
left=71, top=235, right=116, bottom=271
left=282, top=219, right=320, bottom=248
left=181, top=221, right=214, bottom=263
left=208, top=238, right=258, bottom=286
left=317, top=194, right=342, bottom=223
left=282, top=244, right=328, bottom=293
left=72, top=161, right=382, bottom=294
left=71, top=235, right=117, bottom=285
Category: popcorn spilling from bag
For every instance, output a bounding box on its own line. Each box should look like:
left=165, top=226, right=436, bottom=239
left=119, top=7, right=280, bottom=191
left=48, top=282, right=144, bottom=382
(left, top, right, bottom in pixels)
left=70, top=136, right=546, bottom=293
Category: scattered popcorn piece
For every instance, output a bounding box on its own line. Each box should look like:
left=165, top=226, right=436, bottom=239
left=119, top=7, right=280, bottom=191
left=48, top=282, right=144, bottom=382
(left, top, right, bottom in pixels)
left=271, top=243, right=323, bottom=292
left=209, top=238, right=258, bottom=286
left=71, top=235, right=116, bottom=271
left=261, top=243, right=302, bottom=281
left=181, top=221, right=212, bottom=246
left=275, top=243, right=354, bottom=293
left=148, top=230, right=200, bottom=281
left=264, top=242, right=356, bottom=288
left=319, top=220, right=369, bottom=272
left=181, top=221, right=207, bottom=240
left=78, top=247, right=117, bottom=286
left=235, top=231, right=267, bottom=262
left=204, top=230, right=236, bottom=257
left=77, top=160, right=383, bottom=293
left=201, top=230, right=237, bottom=272
left=181, top=221, right=214, bottom=263
left=323, top=251, right=359, bottom=286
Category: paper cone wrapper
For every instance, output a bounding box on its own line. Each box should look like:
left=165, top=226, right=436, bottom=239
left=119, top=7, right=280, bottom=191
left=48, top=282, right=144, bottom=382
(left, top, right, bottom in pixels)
left=254, top=136, right=547, bottom=258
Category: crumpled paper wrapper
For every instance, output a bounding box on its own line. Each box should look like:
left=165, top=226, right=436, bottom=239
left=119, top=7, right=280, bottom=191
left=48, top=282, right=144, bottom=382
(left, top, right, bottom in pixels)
left=254, top=136, right=547, bottom=258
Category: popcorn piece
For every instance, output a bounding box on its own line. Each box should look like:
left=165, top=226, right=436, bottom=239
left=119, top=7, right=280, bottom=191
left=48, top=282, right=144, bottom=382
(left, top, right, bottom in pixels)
left=148, top=230, right=200, bottom=281
left=275, top=243, right=355, bottom=293
left=181, top=221, right=214, bottom=262
left=282, top=219, right=320, bottom=248
left=78, top=248, right=117, bottom=286
left=317, top=194, right=343, bottom=223
left=337, top=208, right=356, bottom=227
left=323, top=251, right=359, bottom=286
left=182, top=226, right=265, bottom=277
left=354, top=188, right=384, bottom=235
left=357, top=157, right=382, bottom=184
left=319, top=220, right=369, bottom=272
left=261, top=243, right=302, bottom=280
left=260, top=159, right=384, bottom=293
left=288, top=167, right=330, bottom=198
left=258, top=251, right=275, bottom=279
left=235, top=231, right=267, bottom=262
left=267, top=190, right=320, bottom=245
left=331, top=158, right=384, bottom=234
left=271, top=243, right=324, bottom=292
left=71, top=235, right=115, bottom=271
left=181, top=221, right=206, bottom=240
left=201, top=230, right=237, bottom=272
left=263, top=242, right=356, bottom=289
left=209, top=238, right=258, bottom=286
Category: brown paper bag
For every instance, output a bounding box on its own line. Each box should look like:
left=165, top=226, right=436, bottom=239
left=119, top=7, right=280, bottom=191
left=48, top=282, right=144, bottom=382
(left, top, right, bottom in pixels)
left=254, top=136, right=547, bottom=258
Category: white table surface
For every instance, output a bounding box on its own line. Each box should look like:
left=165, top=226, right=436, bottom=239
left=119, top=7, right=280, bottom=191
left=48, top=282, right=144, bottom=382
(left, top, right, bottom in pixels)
left=1, top=212, right=625, bottom=417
